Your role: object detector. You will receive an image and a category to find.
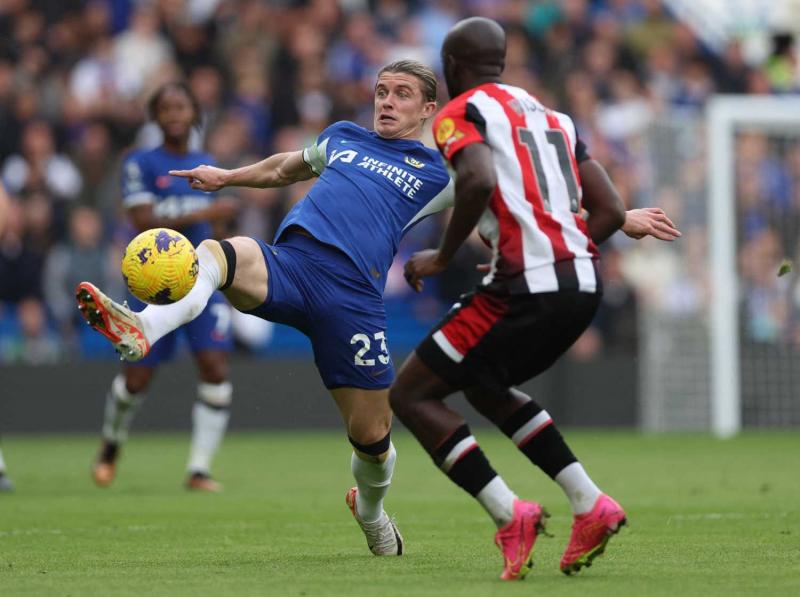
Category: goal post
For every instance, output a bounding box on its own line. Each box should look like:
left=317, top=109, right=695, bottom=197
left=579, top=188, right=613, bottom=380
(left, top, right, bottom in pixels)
left=706, top=95, right=800, bottom=437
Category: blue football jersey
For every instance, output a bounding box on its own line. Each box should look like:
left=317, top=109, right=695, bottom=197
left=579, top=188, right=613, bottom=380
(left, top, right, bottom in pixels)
left=275, top=121, right=452, bottom=292
left=121, top=147, right=217, bottom=247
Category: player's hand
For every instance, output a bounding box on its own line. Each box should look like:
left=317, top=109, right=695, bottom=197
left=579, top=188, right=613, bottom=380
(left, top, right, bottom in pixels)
left=404, top=249, right=447, bottom=293
left=622, top=208, right=681, bottom=241
left=170, top=164, right=230, bottom=192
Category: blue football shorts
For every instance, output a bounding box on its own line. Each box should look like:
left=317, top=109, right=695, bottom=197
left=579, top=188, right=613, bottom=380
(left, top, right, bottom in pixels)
left=128, top=290, right=233, bottom=367
left=245, top=231, right=394, bottom=390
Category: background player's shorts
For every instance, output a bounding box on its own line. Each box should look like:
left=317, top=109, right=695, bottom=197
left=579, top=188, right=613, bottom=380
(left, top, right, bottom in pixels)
left=245, top=231, right=394, bottom=390
left=415, top=289, right=600, bottom=393
left=128, top=290, right=233, bottom=367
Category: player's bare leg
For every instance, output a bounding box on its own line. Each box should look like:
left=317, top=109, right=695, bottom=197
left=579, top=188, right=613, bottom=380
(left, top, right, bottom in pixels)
left=389, top=354, right=548, bottom=580
left=93, top=365, right=154, bottom=487
left=77, top=237, right=267, bottom=360
left=332, top=387, right=403, bottom=556
left=186, top=349, right=231, bottom=492
left=462, top=386, right=626, bottom=575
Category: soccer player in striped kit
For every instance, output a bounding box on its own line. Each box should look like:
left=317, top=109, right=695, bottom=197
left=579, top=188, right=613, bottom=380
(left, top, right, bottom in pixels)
left=390, top=18, right=680, bottom=580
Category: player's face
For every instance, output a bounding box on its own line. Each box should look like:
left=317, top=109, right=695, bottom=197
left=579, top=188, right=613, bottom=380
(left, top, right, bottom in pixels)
left=373, top=73, right=436, bottom=140
left=156, top=89, right=195, bottom=142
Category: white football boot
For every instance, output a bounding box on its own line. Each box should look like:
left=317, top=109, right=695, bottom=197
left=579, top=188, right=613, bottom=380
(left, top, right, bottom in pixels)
left=76, top=282, right=150, bottom=362
left=345, top=487, right=404, bottom=556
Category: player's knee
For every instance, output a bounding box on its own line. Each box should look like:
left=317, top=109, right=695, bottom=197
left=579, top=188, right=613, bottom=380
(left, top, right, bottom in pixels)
left=224, top=236, right=259, bottom=271
left=124, top=368, right=153, bottom=394
left=347, top=410, right=391, bottom=447
left=349, top=430, right=392, bottom=462
left=198, top=380, right=233, bottom=409
left=199, top=238, right=237, bottom=291
left=219, top=236, right=267, bottom=311
left=388, top=384, right=412, bottom=418
left=199, top=359, right=228, bottom=385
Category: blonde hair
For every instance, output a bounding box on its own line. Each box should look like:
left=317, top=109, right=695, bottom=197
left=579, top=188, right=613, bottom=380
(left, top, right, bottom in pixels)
left=377, top=60, right=437, bottom=103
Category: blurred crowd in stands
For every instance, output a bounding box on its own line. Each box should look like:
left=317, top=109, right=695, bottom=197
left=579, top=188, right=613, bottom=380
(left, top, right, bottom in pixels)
left=1, top=0, right=799, bottom=364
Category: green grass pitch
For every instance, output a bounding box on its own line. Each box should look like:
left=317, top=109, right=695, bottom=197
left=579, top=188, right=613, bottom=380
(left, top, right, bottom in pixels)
left=1, top=431, right=798, bottom=596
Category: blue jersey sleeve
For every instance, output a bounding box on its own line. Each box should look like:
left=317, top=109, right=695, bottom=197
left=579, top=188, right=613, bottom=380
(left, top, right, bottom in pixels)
left=302, top=121, right=351, bottom=176
left=121, top=151, right=154, bottom=209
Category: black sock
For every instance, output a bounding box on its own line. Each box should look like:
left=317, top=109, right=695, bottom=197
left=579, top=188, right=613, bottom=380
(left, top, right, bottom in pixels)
left=432, top=424, right=497, bottom=497
left=500, top=400, right=577, bottom=480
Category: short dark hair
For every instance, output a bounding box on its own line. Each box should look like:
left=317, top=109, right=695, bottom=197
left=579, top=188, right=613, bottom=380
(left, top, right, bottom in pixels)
left=147, top=81, right=201, bottom=126
left=377, top=60, right=437, bottom=103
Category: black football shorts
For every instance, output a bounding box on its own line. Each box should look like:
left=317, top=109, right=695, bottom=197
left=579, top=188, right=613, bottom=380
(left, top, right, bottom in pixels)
left=415, top=288, right=600, bottom=392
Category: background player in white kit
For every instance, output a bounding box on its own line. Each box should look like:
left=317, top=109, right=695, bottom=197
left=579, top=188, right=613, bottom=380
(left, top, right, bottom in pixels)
left=390, top=18, right=680, bottom=581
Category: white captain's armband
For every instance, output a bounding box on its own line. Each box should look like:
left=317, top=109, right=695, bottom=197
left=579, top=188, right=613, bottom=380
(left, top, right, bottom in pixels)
left=302, top=137, right=330, bottom=176
left=402, top=178, right=455, bottom=232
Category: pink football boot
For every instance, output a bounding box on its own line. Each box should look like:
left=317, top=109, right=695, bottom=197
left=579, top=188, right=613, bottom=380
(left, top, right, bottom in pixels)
left=560, top=494, right=627, bottom=575
left=494, top=499, right=549, bottom=581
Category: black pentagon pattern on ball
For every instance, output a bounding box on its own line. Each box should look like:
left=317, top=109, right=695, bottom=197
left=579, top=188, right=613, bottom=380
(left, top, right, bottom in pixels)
left=148, top=287, right=175, bottom=305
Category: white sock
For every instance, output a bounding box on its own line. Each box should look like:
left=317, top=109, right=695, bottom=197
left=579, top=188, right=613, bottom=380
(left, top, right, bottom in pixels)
left=351, top=443, right=396, bottom=523
left=476, top=476, right=518, bottom=528
left=555, top=462, right=602, bottom=515
left=187, top=381, right=232, bottom=475
left=0, top=447, right=6, bottom=472
left=102, top=374, right=145, bottom=443
left=139, top=245, right=222, bottom=346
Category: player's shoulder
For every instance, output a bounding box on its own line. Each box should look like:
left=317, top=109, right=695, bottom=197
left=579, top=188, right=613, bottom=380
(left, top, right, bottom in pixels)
left=122, top=147, right=148, bottom=166
left=121, top=148, right=152, bottom=181
left=320, top=120, right=366, bottom=140
left=435, top=92, right=477, bottom=127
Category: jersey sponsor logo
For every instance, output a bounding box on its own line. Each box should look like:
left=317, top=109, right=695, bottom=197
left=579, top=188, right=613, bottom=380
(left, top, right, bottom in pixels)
left=355, top=156, right=424, bottom=198
left=404, top=156, right=426, bottom=169
left=329, top=148, right=358, bottom=165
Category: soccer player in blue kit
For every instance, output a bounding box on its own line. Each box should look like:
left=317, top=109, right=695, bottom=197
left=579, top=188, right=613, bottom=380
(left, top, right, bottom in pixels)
left=88, top=83, right=237, bottom=492
left=77, top=60, right=452, bottom=555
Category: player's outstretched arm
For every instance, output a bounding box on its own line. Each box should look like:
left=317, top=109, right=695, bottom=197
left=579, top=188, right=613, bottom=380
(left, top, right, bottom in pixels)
left=579, top=159, right=627, bottom=245
left=170, top=150, right=314, bottom=191
left=404, top=143, right=496, bottom=292
left=580, top=159, right=681, bottom=243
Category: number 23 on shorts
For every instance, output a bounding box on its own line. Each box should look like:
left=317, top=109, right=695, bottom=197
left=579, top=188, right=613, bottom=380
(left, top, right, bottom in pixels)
left=350, top=332, right=390, bottom=366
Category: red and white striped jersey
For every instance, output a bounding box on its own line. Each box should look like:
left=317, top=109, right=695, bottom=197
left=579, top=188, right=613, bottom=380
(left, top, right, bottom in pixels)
left=433, top=82, right=600, bottom=295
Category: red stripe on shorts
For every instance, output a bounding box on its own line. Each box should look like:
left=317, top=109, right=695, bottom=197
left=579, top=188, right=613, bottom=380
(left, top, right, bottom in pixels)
left=439, top=292, right=510, bottom=358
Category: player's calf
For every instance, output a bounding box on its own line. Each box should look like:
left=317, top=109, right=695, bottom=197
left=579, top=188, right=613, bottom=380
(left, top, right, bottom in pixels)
left=346, top=432, right=403, bottom=556
left=186, top=380, right=232, bottom=492
left=93, top=374, right=146, bottom=487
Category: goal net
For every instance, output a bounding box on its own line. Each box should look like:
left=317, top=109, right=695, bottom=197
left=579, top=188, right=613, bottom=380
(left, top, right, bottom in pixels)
left=638, top=95, right=800, bottom=435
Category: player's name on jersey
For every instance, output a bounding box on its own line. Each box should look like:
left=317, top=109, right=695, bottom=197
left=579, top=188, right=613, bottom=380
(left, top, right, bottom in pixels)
left=355, top=155, right=425, bottom=198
